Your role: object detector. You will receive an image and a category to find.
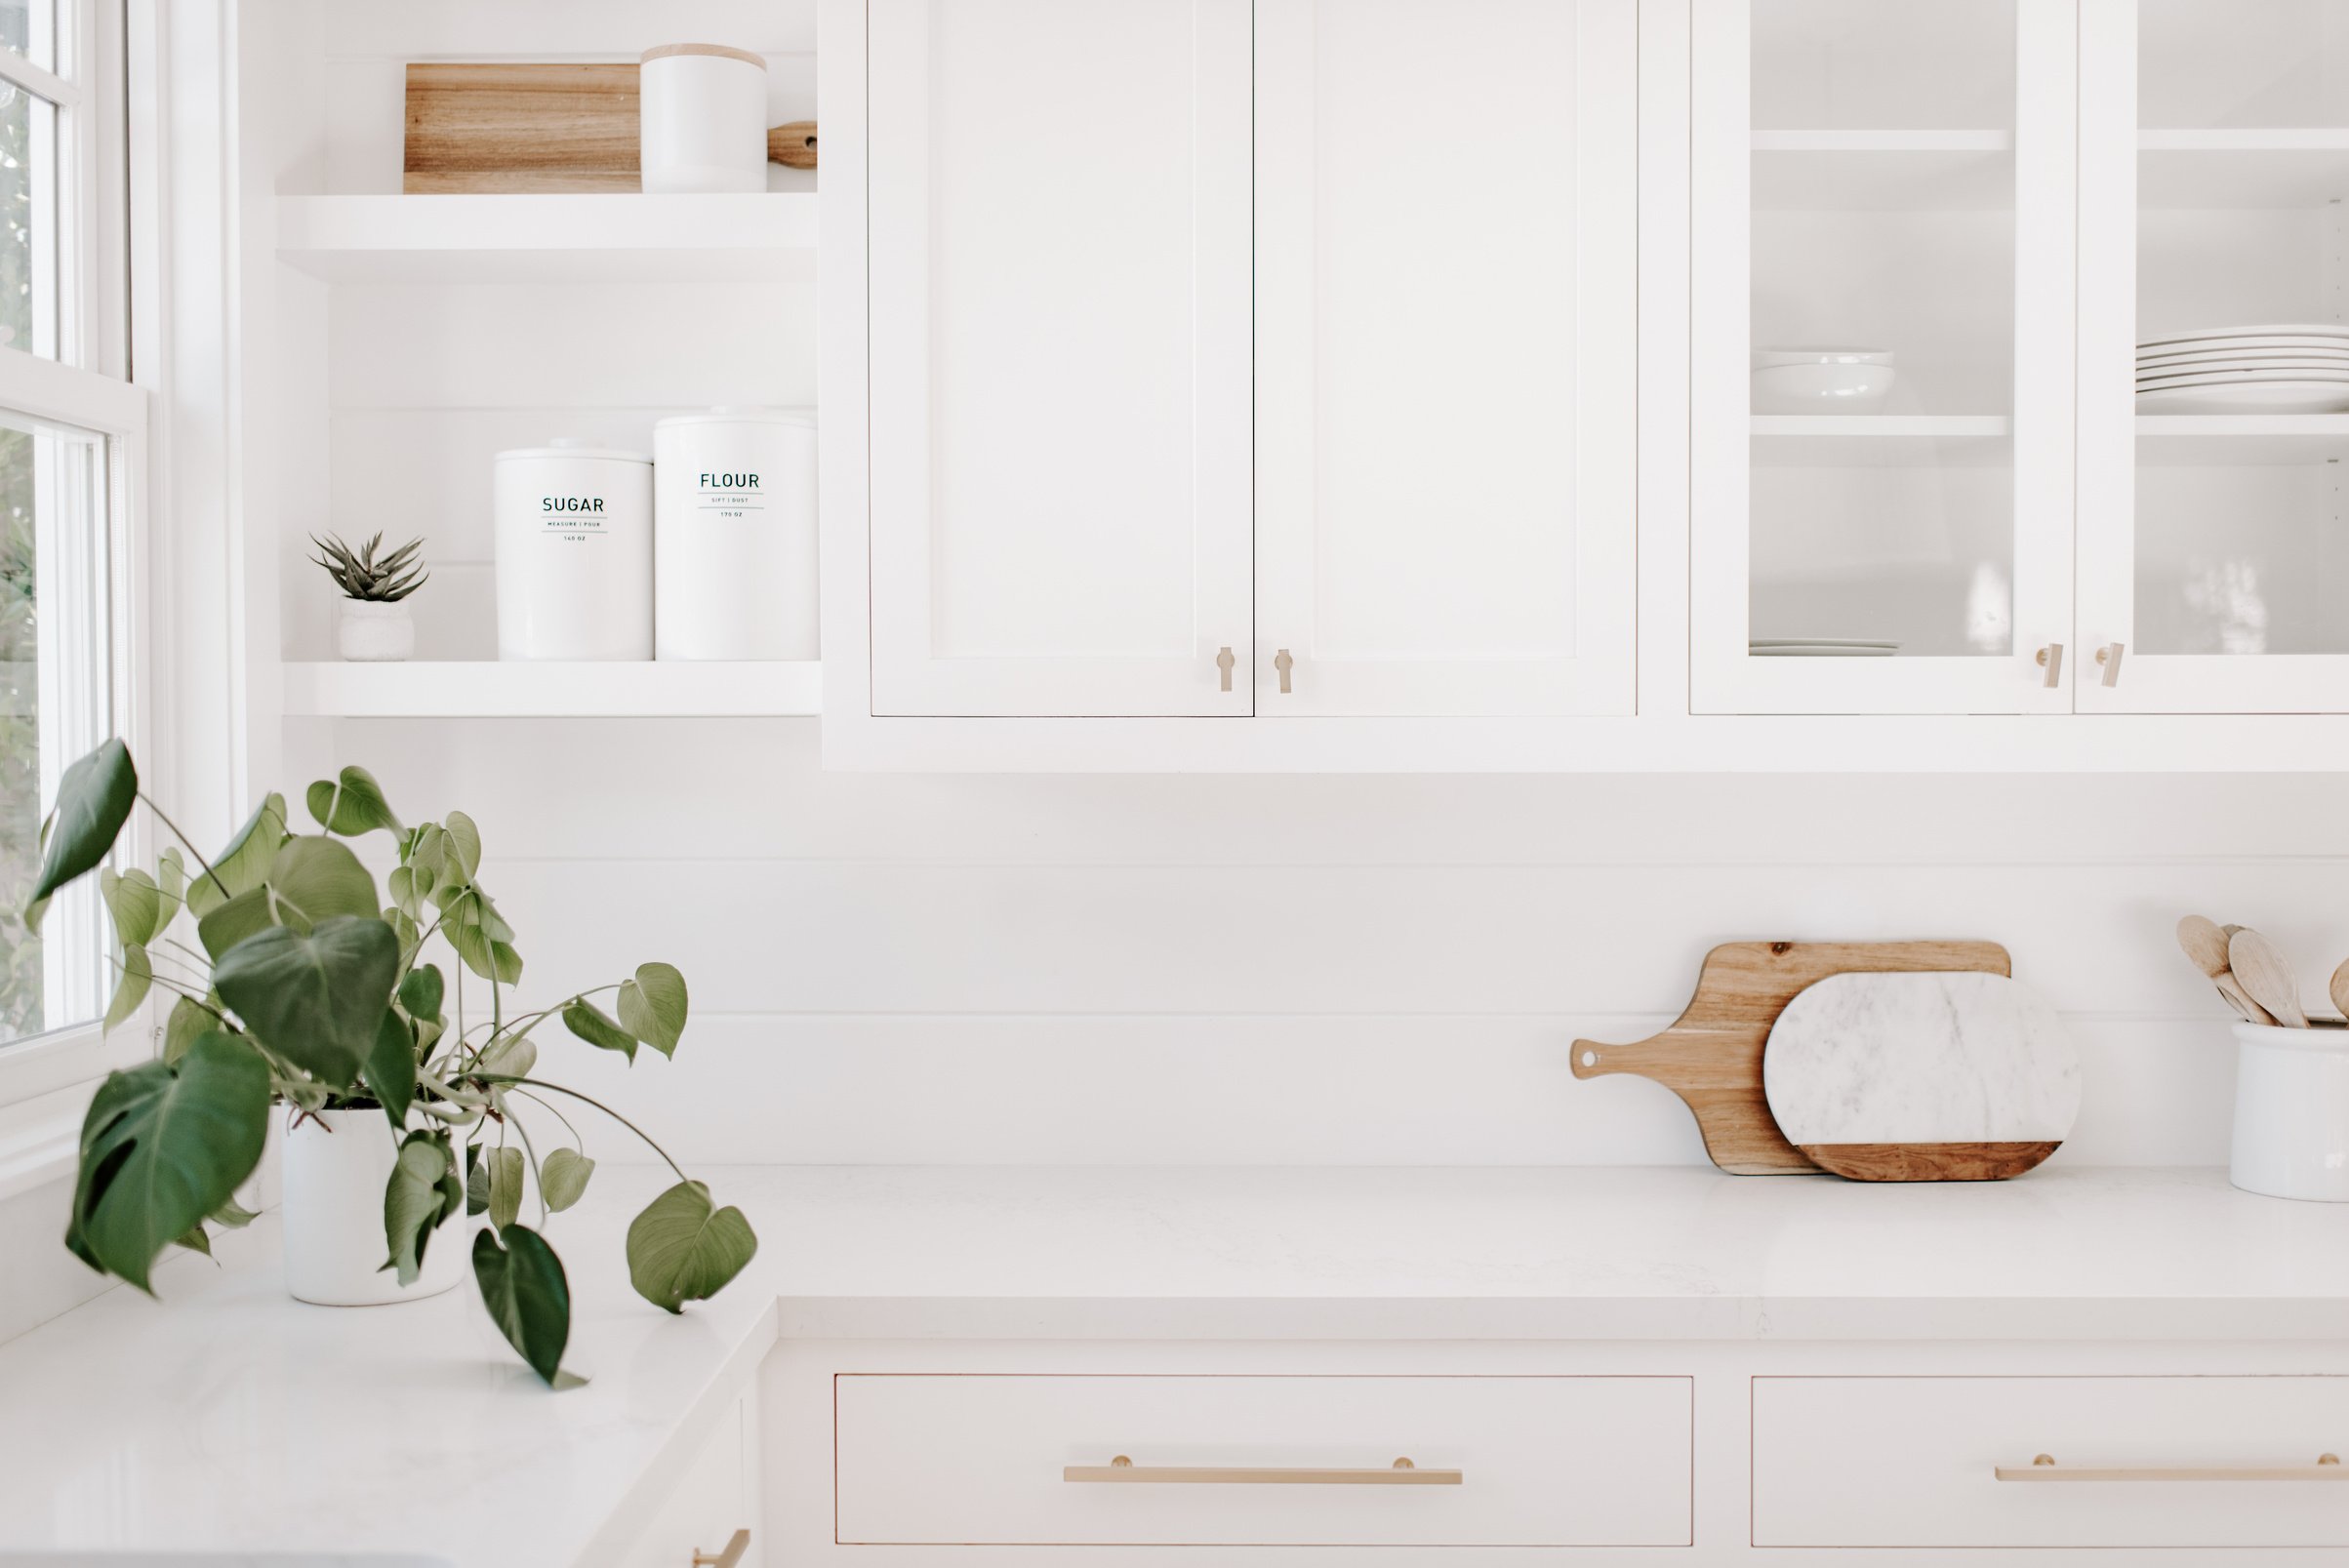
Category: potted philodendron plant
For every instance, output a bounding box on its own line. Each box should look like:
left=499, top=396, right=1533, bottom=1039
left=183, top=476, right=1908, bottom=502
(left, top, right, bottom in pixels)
left=25, top=740, right=756, bottom=1386
left=312, top=532, right=426, bottom=663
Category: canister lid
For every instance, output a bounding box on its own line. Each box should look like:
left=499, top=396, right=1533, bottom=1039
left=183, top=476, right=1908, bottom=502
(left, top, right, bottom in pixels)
left=641, top=43, right=767, bottom=69
left=654, top=405, right=817, bottom=430
left=494, top=436, right=651, bottom=464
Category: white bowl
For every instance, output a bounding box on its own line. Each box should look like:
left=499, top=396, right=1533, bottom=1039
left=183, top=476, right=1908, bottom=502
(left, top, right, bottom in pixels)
left=1751, top=346, right=1895, bottom=370
left=1751, top=359, right=1897, bottom=413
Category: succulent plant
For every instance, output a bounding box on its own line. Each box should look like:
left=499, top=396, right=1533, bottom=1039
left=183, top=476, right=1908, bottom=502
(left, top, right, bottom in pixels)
left=311, top=532, right=427, bottom=603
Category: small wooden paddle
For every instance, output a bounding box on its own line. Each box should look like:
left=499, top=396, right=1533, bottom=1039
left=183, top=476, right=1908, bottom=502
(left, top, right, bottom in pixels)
left=2228, top=927, right=2307, bottom=1028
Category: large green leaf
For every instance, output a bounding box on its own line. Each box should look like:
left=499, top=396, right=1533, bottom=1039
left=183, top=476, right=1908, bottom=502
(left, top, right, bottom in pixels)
left=103, top=945, right=151, bottom=1031
left=155, top=848, right=185, bottom=931
left=27, top=739, right=137, bottom=931
left=306, top=766, right=402, bottom=837
left=443, top=811, right=482, bottom=881
left=64, top=1034, right=270, bottom=1293
left=363, top=1009, right=418, bottom=1128
left=101, top=868, right=162, bottom=947
left=561, top=999, right=635, bottom=1063
left=626, top=1180, right=757, bottom=1314
left=485, top=1144, right=525, bottom=1230
left=617, top=964, right=688, bottom=1059
left=212, top=915, right=400, bottom=1088
left=186, top=793, right=289, bottom=917
left=472, top=1225, right=572, bottom=1386
left=267, top=836, right=381, bottom=926
left=452, top=923, right=522, bottom=985
left=539, top=1147, right=593, bottom=1213
left=382, top=1131, right=461, bottom=1286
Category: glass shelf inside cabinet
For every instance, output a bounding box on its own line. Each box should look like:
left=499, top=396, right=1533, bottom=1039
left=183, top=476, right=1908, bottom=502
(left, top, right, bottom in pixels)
left=1749, top=0, right=2020, bottom=662
left=2131, top=0, right=2349, bottom=657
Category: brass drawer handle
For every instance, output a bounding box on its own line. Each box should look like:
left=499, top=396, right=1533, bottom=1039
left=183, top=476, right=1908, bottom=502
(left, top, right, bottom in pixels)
left=1066, top=1455, right=1461, bottom=1486
left=1996, top=1453, right=2344, bottom=1482
left=692, top=1528, right=750, bottom=1567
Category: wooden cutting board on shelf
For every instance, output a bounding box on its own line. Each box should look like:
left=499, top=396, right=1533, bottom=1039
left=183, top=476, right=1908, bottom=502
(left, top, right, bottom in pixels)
left=402, top=63, right=821, bottom=193
left=1569, top=940, right=2012, bottom=1175
left=405, top=63, right=643, bottom=193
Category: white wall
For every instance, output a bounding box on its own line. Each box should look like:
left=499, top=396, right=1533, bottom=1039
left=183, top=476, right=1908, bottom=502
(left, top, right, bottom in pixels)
left=272, top=728, right=2314, bottom=1173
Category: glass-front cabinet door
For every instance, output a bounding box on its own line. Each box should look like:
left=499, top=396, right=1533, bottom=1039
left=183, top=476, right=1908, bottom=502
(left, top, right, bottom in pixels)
left=1692, top=0, right=2077, bottom=713
left=2079, top=0, right=2349, bottom=712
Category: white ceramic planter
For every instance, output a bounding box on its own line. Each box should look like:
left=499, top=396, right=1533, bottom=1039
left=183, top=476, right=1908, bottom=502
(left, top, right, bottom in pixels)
left=281, top=1107, right=469, bottom=1306
left=2229, top=1022, right=2349, bottom=1203
left=336, top=600, right=415, bottom=663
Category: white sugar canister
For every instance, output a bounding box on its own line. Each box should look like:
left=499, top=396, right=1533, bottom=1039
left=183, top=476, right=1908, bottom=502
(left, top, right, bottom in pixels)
left=639, top=44, right=768, bottom=194
left=494, top=439, right=653, bottom=661
left=653, top=408, right=818, bottom=660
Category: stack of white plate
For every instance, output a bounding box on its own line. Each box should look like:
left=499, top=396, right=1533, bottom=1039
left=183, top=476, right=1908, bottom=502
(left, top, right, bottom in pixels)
left=2137, top=325, right=2349, bottom=413
left=1748, top=638, right=1898, bottom=658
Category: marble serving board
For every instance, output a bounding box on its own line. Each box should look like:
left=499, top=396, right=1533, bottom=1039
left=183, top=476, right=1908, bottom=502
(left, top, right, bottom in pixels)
left=1571, top=940, right=2012, bottom=1175
left=1762, top=971, right=2080, bottom=1182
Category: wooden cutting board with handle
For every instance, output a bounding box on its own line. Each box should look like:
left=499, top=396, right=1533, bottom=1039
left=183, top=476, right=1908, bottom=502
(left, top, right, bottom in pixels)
left=1569, top=940, right=2012, bottom=1175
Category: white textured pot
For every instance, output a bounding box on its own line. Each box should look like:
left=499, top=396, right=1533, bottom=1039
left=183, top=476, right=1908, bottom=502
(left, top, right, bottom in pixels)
left=2230, top=1022, right=2349, bottom=1203
left=282, top=1107, right=468, bottom=1306
left=336, top=600, right=415, bottom=663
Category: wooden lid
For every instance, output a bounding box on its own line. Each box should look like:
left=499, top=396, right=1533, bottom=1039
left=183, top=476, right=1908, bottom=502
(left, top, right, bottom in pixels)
left=641, top=43, right=766, bottom=68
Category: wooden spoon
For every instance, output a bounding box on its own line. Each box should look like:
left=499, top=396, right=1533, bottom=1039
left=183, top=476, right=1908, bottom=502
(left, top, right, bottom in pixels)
left=2329, top=957, right=2349, bottom=1025
left=2228, top=927, right=2308, bottom=1027
left=2178, top=914, right=2273, bottom=1024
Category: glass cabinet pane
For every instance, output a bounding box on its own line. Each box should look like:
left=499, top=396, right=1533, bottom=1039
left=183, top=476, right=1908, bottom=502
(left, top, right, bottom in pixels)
left=2133, top=0, right=2349, bottom=662
left=1748, top=0, right=2018, bottom=665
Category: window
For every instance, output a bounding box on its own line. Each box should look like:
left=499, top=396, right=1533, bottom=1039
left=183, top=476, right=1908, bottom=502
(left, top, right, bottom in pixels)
left=0, top=0, right=139, bottom=1058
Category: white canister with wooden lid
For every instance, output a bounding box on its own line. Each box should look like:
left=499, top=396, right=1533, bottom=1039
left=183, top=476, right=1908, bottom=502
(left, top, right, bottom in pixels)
left=494, top=438, right=654, bottom=661
left=653, top=407, right=818, bottom=660
left=639, top=43, right=767, bottom=193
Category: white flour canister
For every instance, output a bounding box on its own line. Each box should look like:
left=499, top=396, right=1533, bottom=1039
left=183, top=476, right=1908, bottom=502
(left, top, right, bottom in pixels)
left=494, top=439, right=654, bottom=661
left=639, top=44, right=768, bottom=194
left=653, top=408, right=818, bottom=660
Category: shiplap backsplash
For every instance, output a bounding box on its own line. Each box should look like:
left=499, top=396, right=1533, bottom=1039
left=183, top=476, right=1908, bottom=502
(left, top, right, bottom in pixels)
left=271, top=721, right=2322, bottom=1171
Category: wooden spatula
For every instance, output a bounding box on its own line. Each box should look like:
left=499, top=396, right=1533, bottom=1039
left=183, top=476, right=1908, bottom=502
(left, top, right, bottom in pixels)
left=767, top=121, right=817, bottom=168
left=2177, top=914, right=2273, bottom=1025
left=2228, top=927, right=2307, bottom=1027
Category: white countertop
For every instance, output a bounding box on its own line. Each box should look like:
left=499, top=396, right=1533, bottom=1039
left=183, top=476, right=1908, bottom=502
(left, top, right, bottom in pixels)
left=2, top=1164, right=2345, bottom=1566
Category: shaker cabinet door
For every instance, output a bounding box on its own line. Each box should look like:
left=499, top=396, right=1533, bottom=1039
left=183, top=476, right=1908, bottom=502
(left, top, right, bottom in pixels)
left=2075, top=0, right=2349, bottom=713
left=866, top=0, right=1254, bottom=717
left=1254, top=0, right=1638, bottom=716
left=1689, top=0, right=2078, bottom=715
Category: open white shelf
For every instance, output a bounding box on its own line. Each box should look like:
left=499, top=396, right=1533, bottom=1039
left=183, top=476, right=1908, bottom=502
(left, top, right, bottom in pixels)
left=281, top=660, right=824, bottom=718
left=1752, top=414, right=2011, bottom=466
left=1752, top=130, right=2013, bottom=211
left=2136, top=412, right=2349, bottom=465
left=2138, top=130, right=2349, bottom=209
left=275, top=194, right=820, bottom=283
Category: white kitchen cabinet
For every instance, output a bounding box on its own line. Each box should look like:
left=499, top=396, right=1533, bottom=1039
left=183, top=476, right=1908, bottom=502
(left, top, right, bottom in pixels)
left=1253, top=0, right=1638, bottom=717
left=1690, top=0, right=2079, bottom=715
left=2076, top=0, right=2349, bottom=712
left=615, top=1389, right=764, bottom=1568
left=864, top=0, right=1254, bottom=718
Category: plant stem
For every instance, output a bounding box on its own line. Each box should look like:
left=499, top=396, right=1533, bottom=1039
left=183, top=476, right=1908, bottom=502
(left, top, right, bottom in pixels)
left=135, top=793, right=229, bottom=901
left=506, top=1101, right=548, bottom=1226
left=477, top=1076, right=687, bottom=1183
left=510, top=1087, right=584, bottom=1153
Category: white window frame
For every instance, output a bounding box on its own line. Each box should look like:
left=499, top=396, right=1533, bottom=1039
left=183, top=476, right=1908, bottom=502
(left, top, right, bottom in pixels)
left=0, top=0, right=152, bottom=1157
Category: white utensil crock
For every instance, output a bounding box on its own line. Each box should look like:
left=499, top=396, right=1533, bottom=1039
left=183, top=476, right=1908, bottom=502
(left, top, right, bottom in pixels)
left=653, top=407, right=818, bottom=660
left=640, top=44, right=767, bottom=193
left=2229, top=1022, right=2349, bottom=1203
left=282, top=1107, right=468, bottom=1306
left=335, top=600, right=414, bottom=663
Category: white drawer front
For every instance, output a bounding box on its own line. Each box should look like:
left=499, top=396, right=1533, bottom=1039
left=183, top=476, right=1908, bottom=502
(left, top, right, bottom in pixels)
left=1755, top=1376, right=2349, bottom=1548
left=835, top=1373, right=1691, bottom=1547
